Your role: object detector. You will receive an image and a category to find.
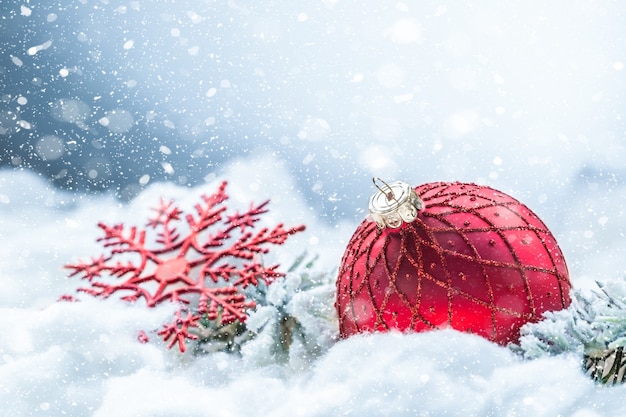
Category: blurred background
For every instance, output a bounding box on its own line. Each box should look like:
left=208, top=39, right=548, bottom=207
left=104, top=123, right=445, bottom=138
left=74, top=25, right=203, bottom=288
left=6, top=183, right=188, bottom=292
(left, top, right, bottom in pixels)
left=1, top=0, right=626, bottom=279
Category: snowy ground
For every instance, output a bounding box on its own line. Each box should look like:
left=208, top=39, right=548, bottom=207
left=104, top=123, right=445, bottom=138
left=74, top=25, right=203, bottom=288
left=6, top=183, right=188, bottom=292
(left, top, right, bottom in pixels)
left=1, top=157, right=626, bottom=417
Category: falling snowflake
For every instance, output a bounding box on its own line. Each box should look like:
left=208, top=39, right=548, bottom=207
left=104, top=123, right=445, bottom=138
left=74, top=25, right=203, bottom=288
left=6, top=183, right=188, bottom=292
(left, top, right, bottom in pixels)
left=64, top=181, right=306, bottom=352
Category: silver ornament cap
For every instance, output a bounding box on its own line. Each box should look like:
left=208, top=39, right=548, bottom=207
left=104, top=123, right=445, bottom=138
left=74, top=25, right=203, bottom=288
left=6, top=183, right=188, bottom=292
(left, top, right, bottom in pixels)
left=368, top=178, right=423, bottom=229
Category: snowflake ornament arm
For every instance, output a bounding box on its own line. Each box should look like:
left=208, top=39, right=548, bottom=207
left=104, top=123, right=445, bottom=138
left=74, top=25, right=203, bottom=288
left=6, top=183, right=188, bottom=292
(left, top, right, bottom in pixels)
left=158, top=310, right=201, bottom=352
left=64, top=181, right=305, bottom=353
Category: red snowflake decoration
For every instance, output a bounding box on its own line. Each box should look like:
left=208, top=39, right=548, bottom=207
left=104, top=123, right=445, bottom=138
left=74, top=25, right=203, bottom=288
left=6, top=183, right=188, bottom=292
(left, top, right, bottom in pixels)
left=64, top=181, right=305, bottom=352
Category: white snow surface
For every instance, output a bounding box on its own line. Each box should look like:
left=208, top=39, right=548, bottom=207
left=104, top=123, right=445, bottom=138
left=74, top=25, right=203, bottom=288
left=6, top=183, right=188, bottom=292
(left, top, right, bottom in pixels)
left=1, top=156, right=626, bottom=417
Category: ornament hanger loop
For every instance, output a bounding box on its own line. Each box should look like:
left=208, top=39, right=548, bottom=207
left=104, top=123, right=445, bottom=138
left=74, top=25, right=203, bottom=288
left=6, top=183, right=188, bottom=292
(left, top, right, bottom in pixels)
left=368, top=178, right=423, bottom=229
left=372, top=177, right=399, bottom=204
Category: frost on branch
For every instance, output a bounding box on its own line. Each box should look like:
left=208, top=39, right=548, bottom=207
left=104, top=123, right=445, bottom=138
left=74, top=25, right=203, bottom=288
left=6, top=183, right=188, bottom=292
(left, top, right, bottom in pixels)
left=64, top=181, right=305, bottom=353
left=516, top=277, right=626, bottom=384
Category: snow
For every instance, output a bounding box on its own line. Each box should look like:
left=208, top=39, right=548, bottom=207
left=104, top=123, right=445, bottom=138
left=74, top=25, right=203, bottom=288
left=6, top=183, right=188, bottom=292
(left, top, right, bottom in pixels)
left=1, top=158, right=626, bottom=416
left=2, top=0, right=626, bottom=415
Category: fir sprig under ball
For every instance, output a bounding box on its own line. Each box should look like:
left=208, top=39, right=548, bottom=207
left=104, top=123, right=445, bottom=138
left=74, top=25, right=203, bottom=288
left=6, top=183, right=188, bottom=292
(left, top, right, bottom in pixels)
left=335, top=178, right=572, bottom=345
left=518, top=278, right=626, bottom=385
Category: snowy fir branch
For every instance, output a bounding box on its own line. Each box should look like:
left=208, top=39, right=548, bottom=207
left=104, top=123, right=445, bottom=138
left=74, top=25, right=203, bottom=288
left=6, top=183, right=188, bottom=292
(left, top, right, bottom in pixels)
left=191, top=252, right=339, bottom=365
left=513, top=277, right=626, bottom=385
left=511, top=279, right=626, bottom=385
left=516, top=277, right=626, bottom=359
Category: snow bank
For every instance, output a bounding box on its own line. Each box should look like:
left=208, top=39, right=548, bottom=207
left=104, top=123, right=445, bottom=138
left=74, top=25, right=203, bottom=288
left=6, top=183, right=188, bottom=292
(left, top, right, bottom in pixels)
left=1, top=166, right=625, bottom=416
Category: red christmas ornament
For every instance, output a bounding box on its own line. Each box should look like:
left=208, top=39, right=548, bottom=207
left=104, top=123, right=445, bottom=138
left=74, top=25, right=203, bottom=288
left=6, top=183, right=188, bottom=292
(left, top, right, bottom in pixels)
left=336, top=179, right=572, bottom=345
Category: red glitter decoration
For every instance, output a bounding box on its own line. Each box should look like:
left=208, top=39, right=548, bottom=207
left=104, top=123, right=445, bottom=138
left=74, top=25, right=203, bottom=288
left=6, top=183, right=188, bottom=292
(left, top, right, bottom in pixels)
left=65, top=181, right=305, bottom=352
left=336, top=181, right=572, bottom=345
